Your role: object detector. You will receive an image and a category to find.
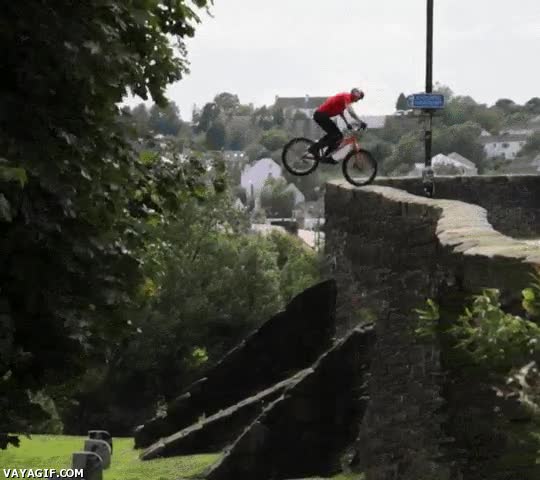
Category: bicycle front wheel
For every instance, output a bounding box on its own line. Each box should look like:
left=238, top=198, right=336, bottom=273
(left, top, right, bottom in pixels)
left=282, top=137, right=319, bottom=176
left=342, top=149, right=377, bottom=186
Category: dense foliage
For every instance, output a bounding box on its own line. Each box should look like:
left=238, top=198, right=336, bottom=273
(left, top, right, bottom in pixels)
left=260, top=178, right=296, bottom=218
left=414, top=274, right=540, bottom=476
left=59, top=178, right=320, bottom=433
left=0, top=0, right=324, bottom=438
left=0, top=0, right=214, bottom=447
left=415, top=273, right=540, bottom=372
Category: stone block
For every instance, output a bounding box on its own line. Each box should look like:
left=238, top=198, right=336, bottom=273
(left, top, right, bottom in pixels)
left=87, top=430, right=112, bottom=454
left=139, top=369, right=312, bottom=460
left=84, top=439, right=111, bottom=469
left=205, top=326, right=375, bottom=480
left=72, top=451, right=102, bottom=480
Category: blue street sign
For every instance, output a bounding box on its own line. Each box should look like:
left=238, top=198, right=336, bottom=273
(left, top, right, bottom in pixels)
left=407, top=93, right=445, bottom=110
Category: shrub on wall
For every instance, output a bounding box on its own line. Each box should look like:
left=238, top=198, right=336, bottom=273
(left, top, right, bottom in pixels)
left=414, top=272, right=540, bottom=478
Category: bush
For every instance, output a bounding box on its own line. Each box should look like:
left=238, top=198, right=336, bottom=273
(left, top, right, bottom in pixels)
left=260, top=129, right=289, bottom=152
left=260, top=178, right=295, bottom=218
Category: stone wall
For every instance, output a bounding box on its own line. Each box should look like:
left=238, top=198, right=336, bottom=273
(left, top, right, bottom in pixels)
left=324, top=179, right=540, bottom=480
left=374, top=175, right=540, bottom=238
left=204, top=325, right=374, bottom=480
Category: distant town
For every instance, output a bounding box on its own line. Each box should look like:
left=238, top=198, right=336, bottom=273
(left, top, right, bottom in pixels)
left=125, top=90, right=540, bottom=249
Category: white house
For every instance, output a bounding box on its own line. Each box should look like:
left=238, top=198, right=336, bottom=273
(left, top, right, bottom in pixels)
left=482, top=134, right=528, bottom=160
left=409, top=153, right=477, bottom=176
left=284, top=183, right=305, bottom=206
left=447, top=152, right=478, bottom=174
left=240, top=158, right=282, bottom=203
left=501, top=128, right=534, bottom=136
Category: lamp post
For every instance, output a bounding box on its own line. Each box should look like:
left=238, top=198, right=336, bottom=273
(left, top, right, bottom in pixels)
left=422, top=0, right=435, bottom=197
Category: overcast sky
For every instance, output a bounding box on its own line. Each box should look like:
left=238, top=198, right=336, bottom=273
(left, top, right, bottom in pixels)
left=126, top=0, right=540, bottom=119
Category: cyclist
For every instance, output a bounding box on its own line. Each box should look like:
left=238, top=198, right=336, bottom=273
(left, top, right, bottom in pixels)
left=308, top=88, right=367, bottom=163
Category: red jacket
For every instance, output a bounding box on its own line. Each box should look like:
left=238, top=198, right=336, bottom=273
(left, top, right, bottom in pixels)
left=317, top=93, right=354, bottom=117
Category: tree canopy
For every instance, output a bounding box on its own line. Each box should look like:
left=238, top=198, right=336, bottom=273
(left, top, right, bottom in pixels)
left=395, top=93, right=408, bottom=111
left=0, top=0, right=212, bottom=448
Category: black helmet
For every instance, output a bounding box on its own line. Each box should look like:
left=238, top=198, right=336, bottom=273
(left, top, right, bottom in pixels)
left=351, top=88, right=364, bottom=100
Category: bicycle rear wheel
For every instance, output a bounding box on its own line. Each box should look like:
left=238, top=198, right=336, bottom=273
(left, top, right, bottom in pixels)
left=342, top=149, right=377, bottom=186
left=282, top=137, right=319, bottom=176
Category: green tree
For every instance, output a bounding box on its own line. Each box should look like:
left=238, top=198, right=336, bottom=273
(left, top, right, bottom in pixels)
left=206, top=120, right=227, bottom=150
left=472, top=107, right=503, bottom=134
left=395, top=93, right=408, bottom=110
left=227, top=126, right=248, bottom=150
left=245, top=143, right=270, bottom=162
left=495, top=98, right=519, bottom=114
left=525, top=97, right=540, bottom=114
left=434, top=83, right=454, bottom=101
left=236, top=104, right=255, bottom=116
left=380, top=116, right=422, bottom=143
left=130, top=104, right=151, bottom=134
left=60, top=189, right=320, bottom=433
left=253, top=106, right=275, bottom=130
left=260, top=178, right=295, bottom=217
left=267, top=231, right=321, bottom=303
left=273, top=107, right=286, bottom=127
left=194, top=102, right=219, bottom=133
left=519, top=131, right=540, bottom=158
left=214, top=92, right=240, bottom=117
left=260, top=129, right=289, bottom=152
left=148, top=102, right=184, bottom=136
left=382, top=131, right=424, bottom=175
left=441, top=96, right=478, bottom=126
left=432, top=121, right=486, bottom=170
left=0, top=0, right=211, bottom=448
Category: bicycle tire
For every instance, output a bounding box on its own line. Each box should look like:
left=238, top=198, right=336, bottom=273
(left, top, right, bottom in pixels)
left=281, top=137, right=319, bottom=176
left=342, top=149, right=378, bottom=186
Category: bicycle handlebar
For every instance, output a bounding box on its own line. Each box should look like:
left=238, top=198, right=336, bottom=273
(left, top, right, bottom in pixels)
left=345, top=123, right=367, bottom=133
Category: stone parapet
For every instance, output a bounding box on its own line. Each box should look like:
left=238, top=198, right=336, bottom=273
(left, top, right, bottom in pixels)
left=325, top=180, right=540, bottom=480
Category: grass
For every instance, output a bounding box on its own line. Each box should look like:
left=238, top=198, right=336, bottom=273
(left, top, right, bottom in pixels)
left=0, top=435, right=364, bottom=479
left=0, top=435, right=220, bottom=480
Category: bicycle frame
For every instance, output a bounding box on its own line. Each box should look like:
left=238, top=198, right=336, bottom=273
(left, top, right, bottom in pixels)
left=338, top=132, right=361, bottom=153
left=330, top=128, right=363, bottom=158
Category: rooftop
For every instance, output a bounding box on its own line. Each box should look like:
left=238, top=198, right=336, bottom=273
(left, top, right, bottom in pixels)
left=448, top=152, right=476, bottom=169
left=480, top=133, right=530, bottom=144
left=274, top=95, right=327, bottom=110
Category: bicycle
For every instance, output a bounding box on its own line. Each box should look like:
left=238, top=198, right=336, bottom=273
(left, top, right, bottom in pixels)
left=281, top=124, right=377, bottom=186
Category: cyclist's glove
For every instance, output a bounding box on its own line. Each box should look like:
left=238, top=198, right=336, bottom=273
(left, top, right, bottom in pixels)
left=359, top=121, right=367, bottom=130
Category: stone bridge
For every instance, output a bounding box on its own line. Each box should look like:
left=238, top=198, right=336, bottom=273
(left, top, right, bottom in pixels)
left=325, top=175, right=540, bottom=480
left=135, top=175, right=540, bottom=480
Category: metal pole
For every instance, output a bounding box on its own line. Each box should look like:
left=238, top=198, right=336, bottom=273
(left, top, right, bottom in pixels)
left=423, top=0, right=435, bottom=196
left=426, top=0, right=434, bottom=95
